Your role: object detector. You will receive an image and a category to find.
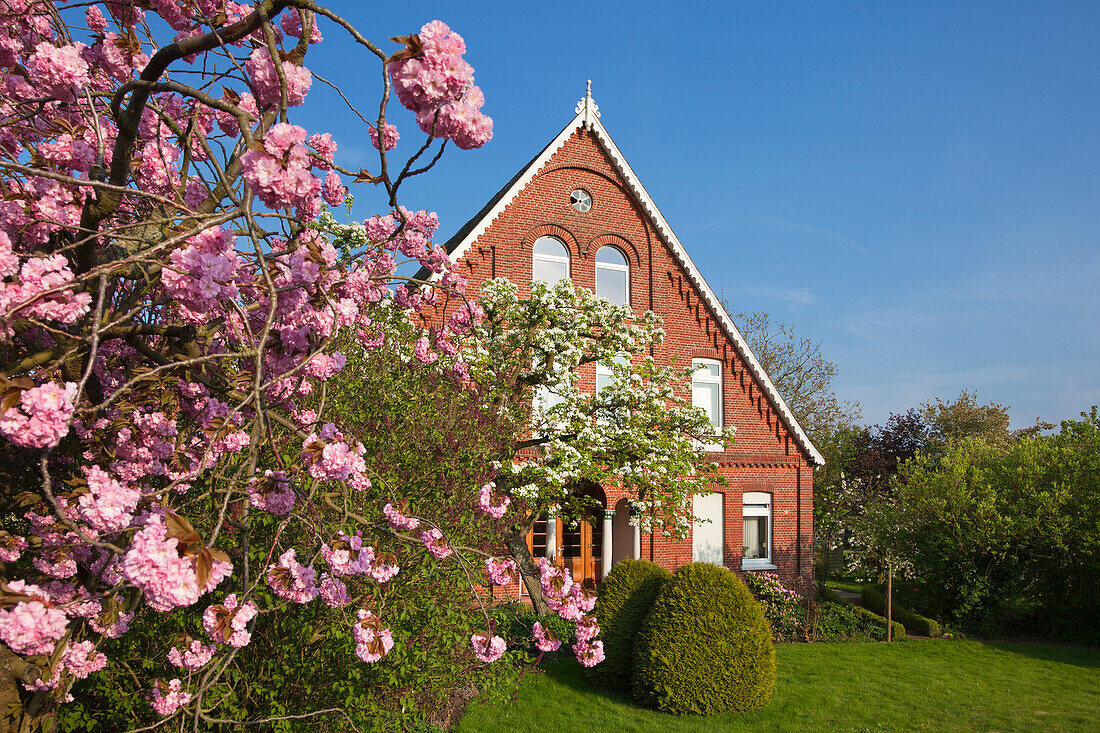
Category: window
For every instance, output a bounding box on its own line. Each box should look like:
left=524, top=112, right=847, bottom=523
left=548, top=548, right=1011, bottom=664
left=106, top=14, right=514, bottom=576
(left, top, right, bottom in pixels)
left=594, top=246, right=629, bottom=305
left=595, top=354, right=630, bottom=423
left=532, top=236, right=570, bottom=284
left=570, top=189, right=592, bottom=213
left=742, top=492, right=773, bottom=570
left=692, top=359, right=723, bottom=451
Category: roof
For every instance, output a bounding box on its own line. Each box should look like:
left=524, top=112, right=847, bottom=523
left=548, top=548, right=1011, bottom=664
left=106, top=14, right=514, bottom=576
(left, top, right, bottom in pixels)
left=424, top=89, right=825, bottom=466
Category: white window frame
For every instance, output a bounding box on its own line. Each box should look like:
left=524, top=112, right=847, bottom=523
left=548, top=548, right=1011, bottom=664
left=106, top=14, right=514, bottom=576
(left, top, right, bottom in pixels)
left=532, top=236, right=570, bottom=284
left=742, top=491, right=775, bottom=570
left=594, top=246, right=629, bottom=306
left=691, top=358, right=723, bottom=452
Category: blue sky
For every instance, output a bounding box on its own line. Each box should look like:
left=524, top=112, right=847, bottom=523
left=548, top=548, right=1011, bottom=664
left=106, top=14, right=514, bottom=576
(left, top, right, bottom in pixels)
left=295, top=1, right=1100, bottom=429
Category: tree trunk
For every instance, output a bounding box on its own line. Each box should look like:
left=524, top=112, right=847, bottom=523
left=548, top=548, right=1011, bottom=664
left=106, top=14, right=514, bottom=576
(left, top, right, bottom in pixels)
left=505, top=532, right=552, bottom=616
left=886, top=563, right=893, bottom=643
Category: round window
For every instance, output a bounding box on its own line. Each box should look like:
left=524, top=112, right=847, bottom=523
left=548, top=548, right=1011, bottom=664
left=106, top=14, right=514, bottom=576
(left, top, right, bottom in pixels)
left=570, top=189, right=592, bottom=213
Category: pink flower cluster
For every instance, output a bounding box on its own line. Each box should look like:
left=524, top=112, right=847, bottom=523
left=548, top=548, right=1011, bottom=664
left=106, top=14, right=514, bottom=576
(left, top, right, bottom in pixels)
left=150, top=678, right=191, bottom=716
left=0, top=381, right=77, bottom=449
left=162, top=226, right=240, bottom=323
left=388, top=21, right=492, bottom=149
left=0, top=582, right=68, bottom=656
left=383, top=502, right=420, bottom=531
left=573, top=639, right=605, bottom=668
left=535, top=559, right=604, bottom=666
left=302, top=423, right=369, bottom=488
left=203, top=594, right=257, bottom=648
left=266, top=549, right=319, bottom=604
left=477, top=482, right=510, bottom=519
left=122, top=514, right=232, bottom=612
left=280, top=9, right=322, bottom=43
left=369, top=122, right=399, bottom=151
left=248, top=470, right=296, bottom=515
left=167, top=640, right=216, bottom=670
left=320, top=531, right=400, bottom=584
left=471, top=632, right=506, bottom=663
left=353, top=610, right=393, bottom=663
left=2, top=251, right=92, bottom=328
left=28, top=42, right=90, bottom=102
left=245, top=47, right=312, bottom=108
left=420, top=528, right=452, bottom=559
left=532, top=622, right=561, bottom=653
left=76, top=465, right=141, bottom=532
left=241, top=123, right=321, bottom=210
left=484, top=557, right=518, bottom=586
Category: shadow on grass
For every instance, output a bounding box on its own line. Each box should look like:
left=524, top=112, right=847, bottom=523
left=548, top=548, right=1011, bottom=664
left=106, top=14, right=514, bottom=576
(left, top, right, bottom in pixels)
left=982, top=639, right=1100, bottom=670
left=539, top=654, right=646, bottom=707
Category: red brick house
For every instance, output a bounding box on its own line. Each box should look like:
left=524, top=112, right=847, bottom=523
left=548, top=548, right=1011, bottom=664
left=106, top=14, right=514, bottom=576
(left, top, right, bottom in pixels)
left=427, top=85, right=822, bottom=588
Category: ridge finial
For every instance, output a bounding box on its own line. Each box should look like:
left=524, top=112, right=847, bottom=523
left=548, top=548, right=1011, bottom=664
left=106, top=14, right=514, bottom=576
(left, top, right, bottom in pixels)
left=575, top=79, right=600, bottom=126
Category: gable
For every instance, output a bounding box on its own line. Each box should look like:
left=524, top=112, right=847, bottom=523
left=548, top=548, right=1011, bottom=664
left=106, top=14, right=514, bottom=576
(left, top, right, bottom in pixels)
left=427, top=100, right=824, bottom=466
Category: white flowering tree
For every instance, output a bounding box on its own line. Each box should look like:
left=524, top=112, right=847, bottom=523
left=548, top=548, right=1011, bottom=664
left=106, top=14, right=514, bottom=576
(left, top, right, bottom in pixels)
left=453, top=279, right=728, bottom=614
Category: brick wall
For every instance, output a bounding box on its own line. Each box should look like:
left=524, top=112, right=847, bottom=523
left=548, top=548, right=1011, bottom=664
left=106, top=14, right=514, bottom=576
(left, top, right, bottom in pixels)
left=432, top=128, right=814, bottom=585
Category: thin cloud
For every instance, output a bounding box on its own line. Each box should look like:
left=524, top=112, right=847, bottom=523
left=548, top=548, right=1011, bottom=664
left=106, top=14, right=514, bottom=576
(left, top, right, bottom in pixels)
left=732, top=286, right=818, bottom=307
left=759, top=217, right=872, bottom=256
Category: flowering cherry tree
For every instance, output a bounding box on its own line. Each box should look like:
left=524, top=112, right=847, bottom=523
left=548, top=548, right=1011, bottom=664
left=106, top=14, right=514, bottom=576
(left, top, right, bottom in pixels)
left=0, top=1, right=514, bottom=728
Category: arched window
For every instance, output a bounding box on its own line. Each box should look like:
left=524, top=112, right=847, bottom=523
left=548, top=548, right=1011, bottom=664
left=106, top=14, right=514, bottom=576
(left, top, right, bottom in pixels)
left=532, top=236, right=570, bottom=284
left=742, top=492, right=773, bottom=570
left=595, top=246, right=629, bottom=305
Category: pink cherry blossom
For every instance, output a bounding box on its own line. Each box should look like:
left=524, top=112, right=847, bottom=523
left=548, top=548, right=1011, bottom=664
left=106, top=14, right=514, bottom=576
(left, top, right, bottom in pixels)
left=0, top=381, right=77, bottom=449
left=573, top=639, right=605, bottom=667
left=369, top=123, right=399, bottom=151
left=321, top=531, right=373, bottom=576
left=61, top=639, right=107, bottom=679
left=28, top=42, right=90, bottom=102
left=203, top=594, right=257, bottom=648
left=167, top=640, right=217, bottom=670
left=245, top=47, right=312, bottom=108
left=383, top=503, right=420, bottom=531
left=0, top=586, right=68, bottom=656
left=248, top=470, right=296, bottom=515
left=76, top=465, right=141, bottom=532
left=532, top=622, right=561, bottom=653
left=353, top=610, right=393, bottom=663
left=420, top=528, right=452, bottom=559
left=318, top=574, right=350, bottom=607
left=574, top=615, right=600, bottom=643
left=266, top=548, right=319, bottom=604
left=477, top=482, right=509, bottom=519
left=150, top=678, right=191, bottom=716
left=471, top=633, right=506, bottom=663
left=122, top=514, right=231, bottom=612
left=484, top=557, right=518, bottom=586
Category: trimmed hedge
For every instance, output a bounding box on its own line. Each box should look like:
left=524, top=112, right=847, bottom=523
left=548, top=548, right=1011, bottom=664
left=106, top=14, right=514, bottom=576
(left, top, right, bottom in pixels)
left=819, top=587, right=905, bottom=641
left=632, top=563, right=775, bottom=715
left=861, top=585, right=941, bottom=637
left=593, top=559, right=671, bottom=691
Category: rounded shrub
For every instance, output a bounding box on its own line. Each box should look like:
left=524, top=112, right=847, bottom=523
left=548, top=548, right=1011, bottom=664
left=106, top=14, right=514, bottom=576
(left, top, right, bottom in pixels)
left=632, top=563, right=776, bottom=715
left=592, top=559, right=672, bottom=690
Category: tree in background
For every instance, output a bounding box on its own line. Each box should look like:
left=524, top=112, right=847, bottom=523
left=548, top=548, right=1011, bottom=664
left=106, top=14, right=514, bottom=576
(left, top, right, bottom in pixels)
left=730, top=310, right=860, bottom=446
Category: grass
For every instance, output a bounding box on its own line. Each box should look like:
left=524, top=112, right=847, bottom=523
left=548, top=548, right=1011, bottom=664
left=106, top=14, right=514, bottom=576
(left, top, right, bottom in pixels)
left=824, top=578, right=864, bottom=594
left=458, top=639, right=1100, bottom=732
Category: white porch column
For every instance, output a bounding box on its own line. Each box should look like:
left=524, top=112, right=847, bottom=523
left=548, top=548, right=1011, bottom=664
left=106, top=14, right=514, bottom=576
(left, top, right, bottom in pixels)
left=631, top=510, right=641, bottom=561
left=545, top=512, right=557, bottom=562
left=601, top=510, right=614, bottom=578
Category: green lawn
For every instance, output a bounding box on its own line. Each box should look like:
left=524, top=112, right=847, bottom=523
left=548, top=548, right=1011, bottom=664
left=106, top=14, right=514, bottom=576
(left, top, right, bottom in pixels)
left=458, top=639, right=1100, bottom=732
left=824, top=578, right=864, bottom=594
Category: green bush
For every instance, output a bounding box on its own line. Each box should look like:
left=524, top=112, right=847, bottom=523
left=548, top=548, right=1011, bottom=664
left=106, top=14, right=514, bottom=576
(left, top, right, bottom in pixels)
left=817, top=587, right=905, bottom=641
left=593, top=559, right=672, bottom=691
left=814, top=602, right=880, bottom=642
left=632, top=563, right=776, bottom=715
left=861, top=585, right=941, bottom=637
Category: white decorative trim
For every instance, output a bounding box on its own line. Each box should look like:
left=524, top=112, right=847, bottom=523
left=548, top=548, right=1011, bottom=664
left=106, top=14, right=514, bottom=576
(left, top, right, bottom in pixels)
left=438, top=95, right=825, bottom=466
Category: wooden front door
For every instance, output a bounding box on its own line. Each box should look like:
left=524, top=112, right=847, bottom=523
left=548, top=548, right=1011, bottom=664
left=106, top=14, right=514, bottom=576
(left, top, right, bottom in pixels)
left=527, top=513, right=603, bottom=589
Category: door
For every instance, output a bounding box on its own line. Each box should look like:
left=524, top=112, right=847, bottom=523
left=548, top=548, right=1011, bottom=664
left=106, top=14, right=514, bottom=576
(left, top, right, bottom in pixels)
left=528, top=513, right=602, bottom=589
